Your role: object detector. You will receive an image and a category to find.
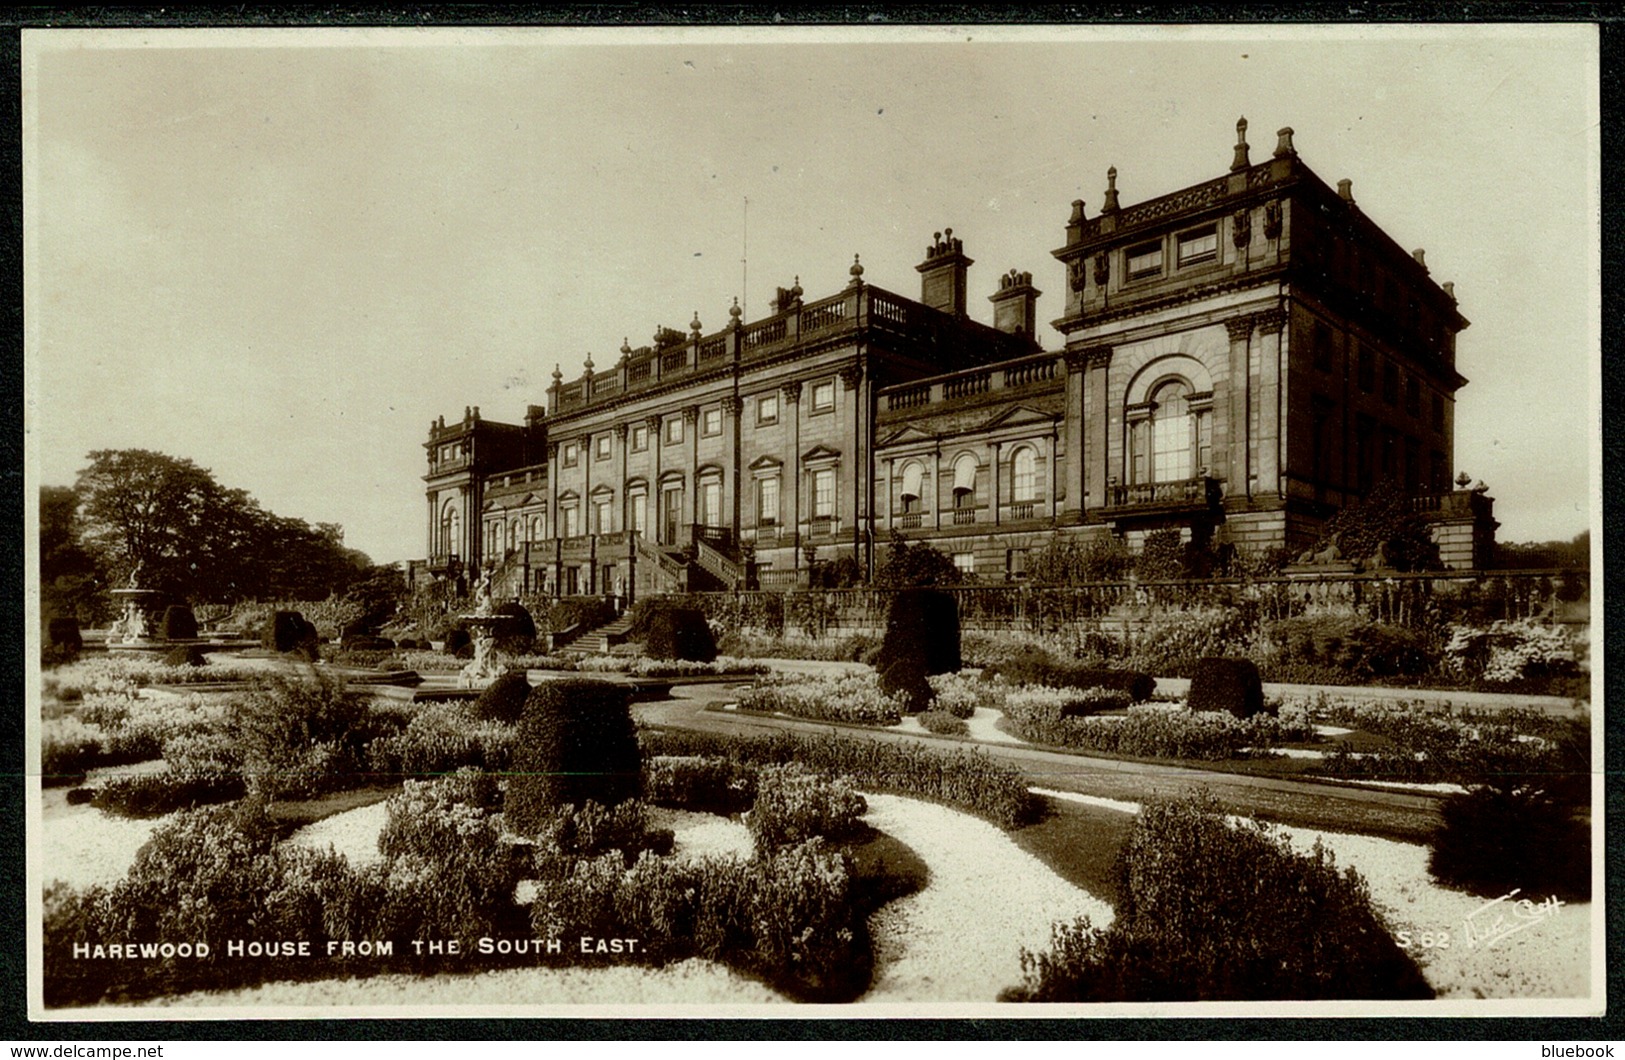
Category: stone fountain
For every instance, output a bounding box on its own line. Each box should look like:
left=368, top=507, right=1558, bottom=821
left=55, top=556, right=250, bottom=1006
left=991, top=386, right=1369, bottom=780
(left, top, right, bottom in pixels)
left=457, top=568, right=507, bottom=688
left=106, top=563, right=163, bottom=650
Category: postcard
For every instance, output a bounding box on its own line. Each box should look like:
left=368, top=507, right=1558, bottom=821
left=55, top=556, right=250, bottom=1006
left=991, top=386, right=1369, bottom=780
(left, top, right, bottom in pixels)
left=23, top=22, right=1603, bottom=1021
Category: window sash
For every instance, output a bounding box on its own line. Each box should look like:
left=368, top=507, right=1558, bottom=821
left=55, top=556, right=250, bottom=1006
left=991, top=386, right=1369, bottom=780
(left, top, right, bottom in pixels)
left=812, top=469, right=835, bottom=517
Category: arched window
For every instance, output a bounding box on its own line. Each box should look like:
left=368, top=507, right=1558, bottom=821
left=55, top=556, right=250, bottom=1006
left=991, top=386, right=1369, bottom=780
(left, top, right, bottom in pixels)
left=952, top=454, right=978, bottom=507
left=508, top=518, right=520, bottom=552
left=899, top=461, right=925, bottom=513
left=440, top=501, right=460, bottom=558
left=1011, top=447, right=1038, bottom=503
left=1127, top=378, right=1212, bottom=485
left=530, top=514, right=545, bottom=543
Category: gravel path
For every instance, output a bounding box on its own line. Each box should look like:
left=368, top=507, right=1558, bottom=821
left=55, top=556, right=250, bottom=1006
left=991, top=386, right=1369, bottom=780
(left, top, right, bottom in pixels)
left=859, top=793, right=1113, bottom=1003
left=39, top=794, right=169, bottom=890
left=139, top=959, right=786, bottom=1010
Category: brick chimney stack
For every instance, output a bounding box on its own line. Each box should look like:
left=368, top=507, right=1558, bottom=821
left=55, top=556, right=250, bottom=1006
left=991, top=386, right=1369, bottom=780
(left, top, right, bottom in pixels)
left=989, top=268, right=1041, bottom=344
left=916, top=227, right=973, bottom=317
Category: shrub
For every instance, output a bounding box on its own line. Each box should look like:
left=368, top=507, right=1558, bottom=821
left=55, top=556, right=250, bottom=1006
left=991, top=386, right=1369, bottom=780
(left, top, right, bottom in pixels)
left=529, top=798, right=673, bottom=863
left=641, top=728, right=1039, bottom=829
left=47, top=617, right=82, bottom=656
left=1135, top=528, right=1186, bottom=582
left=917, top=710, right=969, bottom=736
left=443, top=627, right=472, bottom=655
left=1187, top=657, right=1268, bottom=718
left=41, top=720, right=102, bottom=786
left=506, top=679, right=641, bottom=831
left=644, top=755, right=756, bottom=815
left=643, top=607, right=718, bottom=663
left=492, top=601, right=537, bottom=653
left=367, top=701, right=514, bottom=780
left=1002, top=702, right=1288, bottom=761
left=1428, top=786, right=1590, bottom=901
left=262, top=610, right=318, bottom=654
left=983, top=645, right=1155, bottom=702
left=546, top=596, right=618, bottom=637
left=162, top=645, right=209, bottom=667
left=231, top=674, right=373, bottom=799
left=737, top=672, right=902, bottom=727
left=1006, top=685, right=1133, bottom=719
left=160, top=605, right=198, bottom=640
left=91, top=771, right=246, bottom=817
left=1006, top=795, right=1431, bottom=1002
left=926, top=672, right=984, bottom=719
left=748, top=764, right=867, bottom=851
left=877, top=588, right=960, bottom=713
left=1266, top=614, right=1435, bottom=681
left=472, top=671, right=532, bottom=724
left=715, top=631, right=881, bottom=663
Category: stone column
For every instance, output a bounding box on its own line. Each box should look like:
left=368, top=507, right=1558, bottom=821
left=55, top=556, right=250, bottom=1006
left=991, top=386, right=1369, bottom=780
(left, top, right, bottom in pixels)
left=1062, top=348, right=1088, bottom=518
left=992, top=440, right=1003, bottom=526
left=1074, top=345, right=1113, bottom=514
left=1224, top=315, right=1256, bottom=499
left=683, top=406, right=699, bottom=532
left=840, top=361, right=865, bottom=559
left=646, top=414, right=663, bottom=543
left=1255, top=308, right=1287, bottom=497
left=723, top=394, right=743, bottom=540
left=783, top=381, right=802, bottom=566
left=545, top=444, right=560, bottom=593
left=932, top=443, right=943, bottom=531
left=615, top=423, right=629, bottom=533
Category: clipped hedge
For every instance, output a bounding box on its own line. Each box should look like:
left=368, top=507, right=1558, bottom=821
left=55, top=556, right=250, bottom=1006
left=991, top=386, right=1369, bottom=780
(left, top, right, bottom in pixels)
left=1428, top=785, right=1590, bottom=901
left=162, top=645, right=209, bottom=668
left=472, top=671, right=532, bottom=724
left=1187, top=657, right=1268, bottom=718
left=982, top=645, right=1155, bottom=703
left=492, top=601, right=537, bottom=653
left=506, top=679, right=641, bottom=831
left=160, top=606, right=198, bottom=641
left=643, top=607, right=718, bottom=663
left=644, top=755, right=756, bottom=816
left=876, top=588, right=960, bottom=714
left=1005, top=794, right=1432, bottom=1002
left=262, top=611, right=318, bottom=656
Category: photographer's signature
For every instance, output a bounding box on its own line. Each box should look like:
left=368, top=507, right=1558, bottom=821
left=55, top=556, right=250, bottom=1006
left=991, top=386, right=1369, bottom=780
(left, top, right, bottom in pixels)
left=1461, top=889, right=1565, bottom=950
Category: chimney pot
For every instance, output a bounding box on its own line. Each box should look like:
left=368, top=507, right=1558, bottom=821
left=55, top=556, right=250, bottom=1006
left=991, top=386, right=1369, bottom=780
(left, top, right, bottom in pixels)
left=1274, top=127, right=1296, bottom=158
left=1443, top=281, right=1456, bottom=300
left=1337, top=178, right=1354, bottom=202
left=1231, top=116, right=1251, bottom=172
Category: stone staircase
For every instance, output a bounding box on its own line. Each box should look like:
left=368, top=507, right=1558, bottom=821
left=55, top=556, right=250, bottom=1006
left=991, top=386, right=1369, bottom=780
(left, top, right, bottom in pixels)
left=570, top=612, right=638, bottom=654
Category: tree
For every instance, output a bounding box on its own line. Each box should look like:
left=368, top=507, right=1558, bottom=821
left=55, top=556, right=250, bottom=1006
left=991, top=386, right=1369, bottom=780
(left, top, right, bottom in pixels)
left=1025, top=533, right=1132, bottom=585
left=39, top=486, right=106, bottom=622
left=873, top=530, right=963, bottom=588
left=1319, top=478, right=1442, bottom=572
left=67, top=449, right=369, bottom=603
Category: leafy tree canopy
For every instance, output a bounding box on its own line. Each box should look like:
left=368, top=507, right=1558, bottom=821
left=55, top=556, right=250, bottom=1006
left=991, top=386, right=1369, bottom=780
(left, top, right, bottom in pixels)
left=873, top=530, right=963, bottom=588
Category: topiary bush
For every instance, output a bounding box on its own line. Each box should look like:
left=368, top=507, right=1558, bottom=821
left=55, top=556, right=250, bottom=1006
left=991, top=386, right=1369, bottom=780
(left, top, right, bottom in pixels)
left=159, top=605, right=198, bottom=641
left=1428, top=785, right=1590, bottom=901
left=263, top=611, right=318, bottom=655
left=443, top=627, right=472, bottom=656
left=643, top=607, right=718, bottom=663
left=1186, top=657, right=1268, bottom=718
left=231, top=674, right=374, bottom=799
left=644, top=755, right=757, bottom=815
left=491, top=601, right=537, bottom=653
left=47, top=617, right=83, bottom=658
left=876, top=588, right=961, bottom=713
left=917, top=710, right=970, bottom=736
left=162, top=645, right=209, bottom=668
left=472, top=671, right=532, bottom=724
left=506, top=678, right=641, bottom=833
left=747, top=764, right=867, bottom=851
left=1005, top=794, right=1432, bottom=1002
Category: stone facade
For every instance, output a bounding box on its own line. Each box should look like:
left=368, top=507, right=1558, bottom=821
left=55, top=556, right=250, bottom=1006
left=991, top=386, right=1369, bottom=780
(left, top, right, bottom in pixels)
left=414, top=121, right=1495, bottom=597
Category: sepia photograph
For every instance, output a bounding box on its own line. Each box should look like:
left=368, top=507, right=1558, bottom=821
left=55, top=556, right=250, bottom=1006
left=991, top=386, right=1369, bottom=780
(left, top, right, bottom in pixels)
left=22, top=22, right=1602, bottom=1021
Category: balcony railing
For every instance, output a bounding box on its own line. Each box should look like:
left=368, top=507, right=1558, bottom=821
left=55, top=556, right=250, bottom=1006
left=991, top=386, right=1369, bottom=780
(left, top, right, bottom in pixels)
left=898, top=512, right=923, bottom=529
left=952, top=509, right=976, bottom=525
left=1104, top=477, right=1219, bottom=511
left=1009, top=501, right=1037, bottom=521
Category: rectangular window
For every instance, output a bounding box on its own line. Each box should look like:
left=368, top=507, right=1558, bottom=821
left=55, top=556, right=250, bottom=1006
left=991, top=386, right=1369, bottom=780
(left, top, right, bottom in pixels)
left=594, top=498, right=613, bottom=534
left=1405, top=375, right=1422, bottom=417
left=1431, top=393, right=1446, bottom=432
left=1006, top=548, right=1030, bottom=580
left=702, top=408, right=722, bottom=437
left=1356, top=344, right=1375, bottom=393
left=629, top=495, right=647, bottom=536
left=953, top=553, right=975, bottom=575
left=631, top=424, right=649, bottom=452
left=1177, top=227, right=1217, bottom=266
left=561, top=506, right=580, bottom=539
left=1382, top=360, right=1399, bottom=406
left=665, top=417, right=683, bottom=445
left=1312, top=322, right=1332, bottom=372
left=595, top=434, right=611, bottom=460
left=757, top=393, right=779, bottom=425
left=757, top=476, right=779, bottom=525
left=562, top=443, right=579, bottom=468
left=1126, top=240, right=1164, bottom=279
left=812, top=468, right=835, bottom=517
left=811, top=380, right=835, bottom=412
left=700, top=480, right=722, bottom=527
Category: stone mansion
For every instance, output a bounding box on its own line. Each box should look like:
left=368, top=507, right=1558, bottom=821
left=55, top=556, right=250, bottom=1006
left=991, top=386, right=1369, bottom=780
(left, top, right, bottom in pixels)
left=413, top=120, right=1496, bottom=600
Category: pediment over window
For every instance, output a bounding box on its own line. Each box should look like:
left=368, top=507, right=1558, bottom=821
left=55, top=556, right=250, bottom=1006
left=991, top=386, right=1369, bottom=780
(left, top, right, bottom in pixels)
left=481, top=500, right=497, bottom=512
left=557, top=489, right=580, bottom=503
left=801, top=444, right=842, bottom=463
left=980, top=404, right=1058, bottom=432
left=878, top=425, right=936, bottom=447
left=748, top=455, right=784, bottom=472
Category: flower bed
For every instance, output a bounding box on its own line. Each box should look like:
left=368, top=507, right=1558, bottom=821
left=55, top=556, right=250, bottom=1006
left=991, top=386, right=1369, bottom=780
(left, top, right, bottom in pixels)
left=1002, top=702, right=1312, bottom=761
left=735, top=672, right=903, bottom=726
left=576, top=655, right=769, bottom=678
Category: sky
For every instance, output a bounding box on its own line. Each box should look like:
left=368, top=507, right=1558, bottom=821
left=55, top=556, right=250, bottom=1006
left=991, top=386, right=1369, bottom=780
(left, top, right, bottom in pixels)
left=23, top=24, right=1600, bottom=566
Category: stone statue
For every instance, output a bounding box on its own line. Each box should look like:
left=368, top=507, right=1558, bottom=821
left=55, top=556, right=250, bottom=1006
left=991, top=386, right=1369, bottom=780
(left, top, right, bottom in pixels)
left=473, top=568, right=495, bottom=617
left=127, top=560, right=144, bottom=589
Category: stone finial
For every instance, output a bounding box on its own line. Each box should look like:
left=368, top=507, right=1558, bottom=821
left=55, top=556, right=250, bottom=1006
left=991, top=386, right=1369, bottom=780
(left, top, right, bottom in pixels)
left=583, top=353, right=594, bottom=374
left=849, top=253, right=865, bottom=286
left=1069, top=199, right=1086, bottom=225
left=550, top=365, right=562, bottom=386
left=472, top=406, right=480, bottom=419
left=620, top=337, right=632, bottom=356
left=1231, top=116, right=1251, bottom=172
left=1337, top=178, right=1355, bottom=203
left=791, top=276, right=803, bottom=300
left=729, top=296, right=742, bottom=323
left=1412, top=249, right=1428, bottom=272
left=1443, top=281, right=1456, bottom=301
left=690, top=311, right=703, bottom=335
left=1102, top=167, right=1120, bottom=213
left=1274, top=127, right=1296, bottom=158
left=1456, top=470, right=1471, bottom=489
